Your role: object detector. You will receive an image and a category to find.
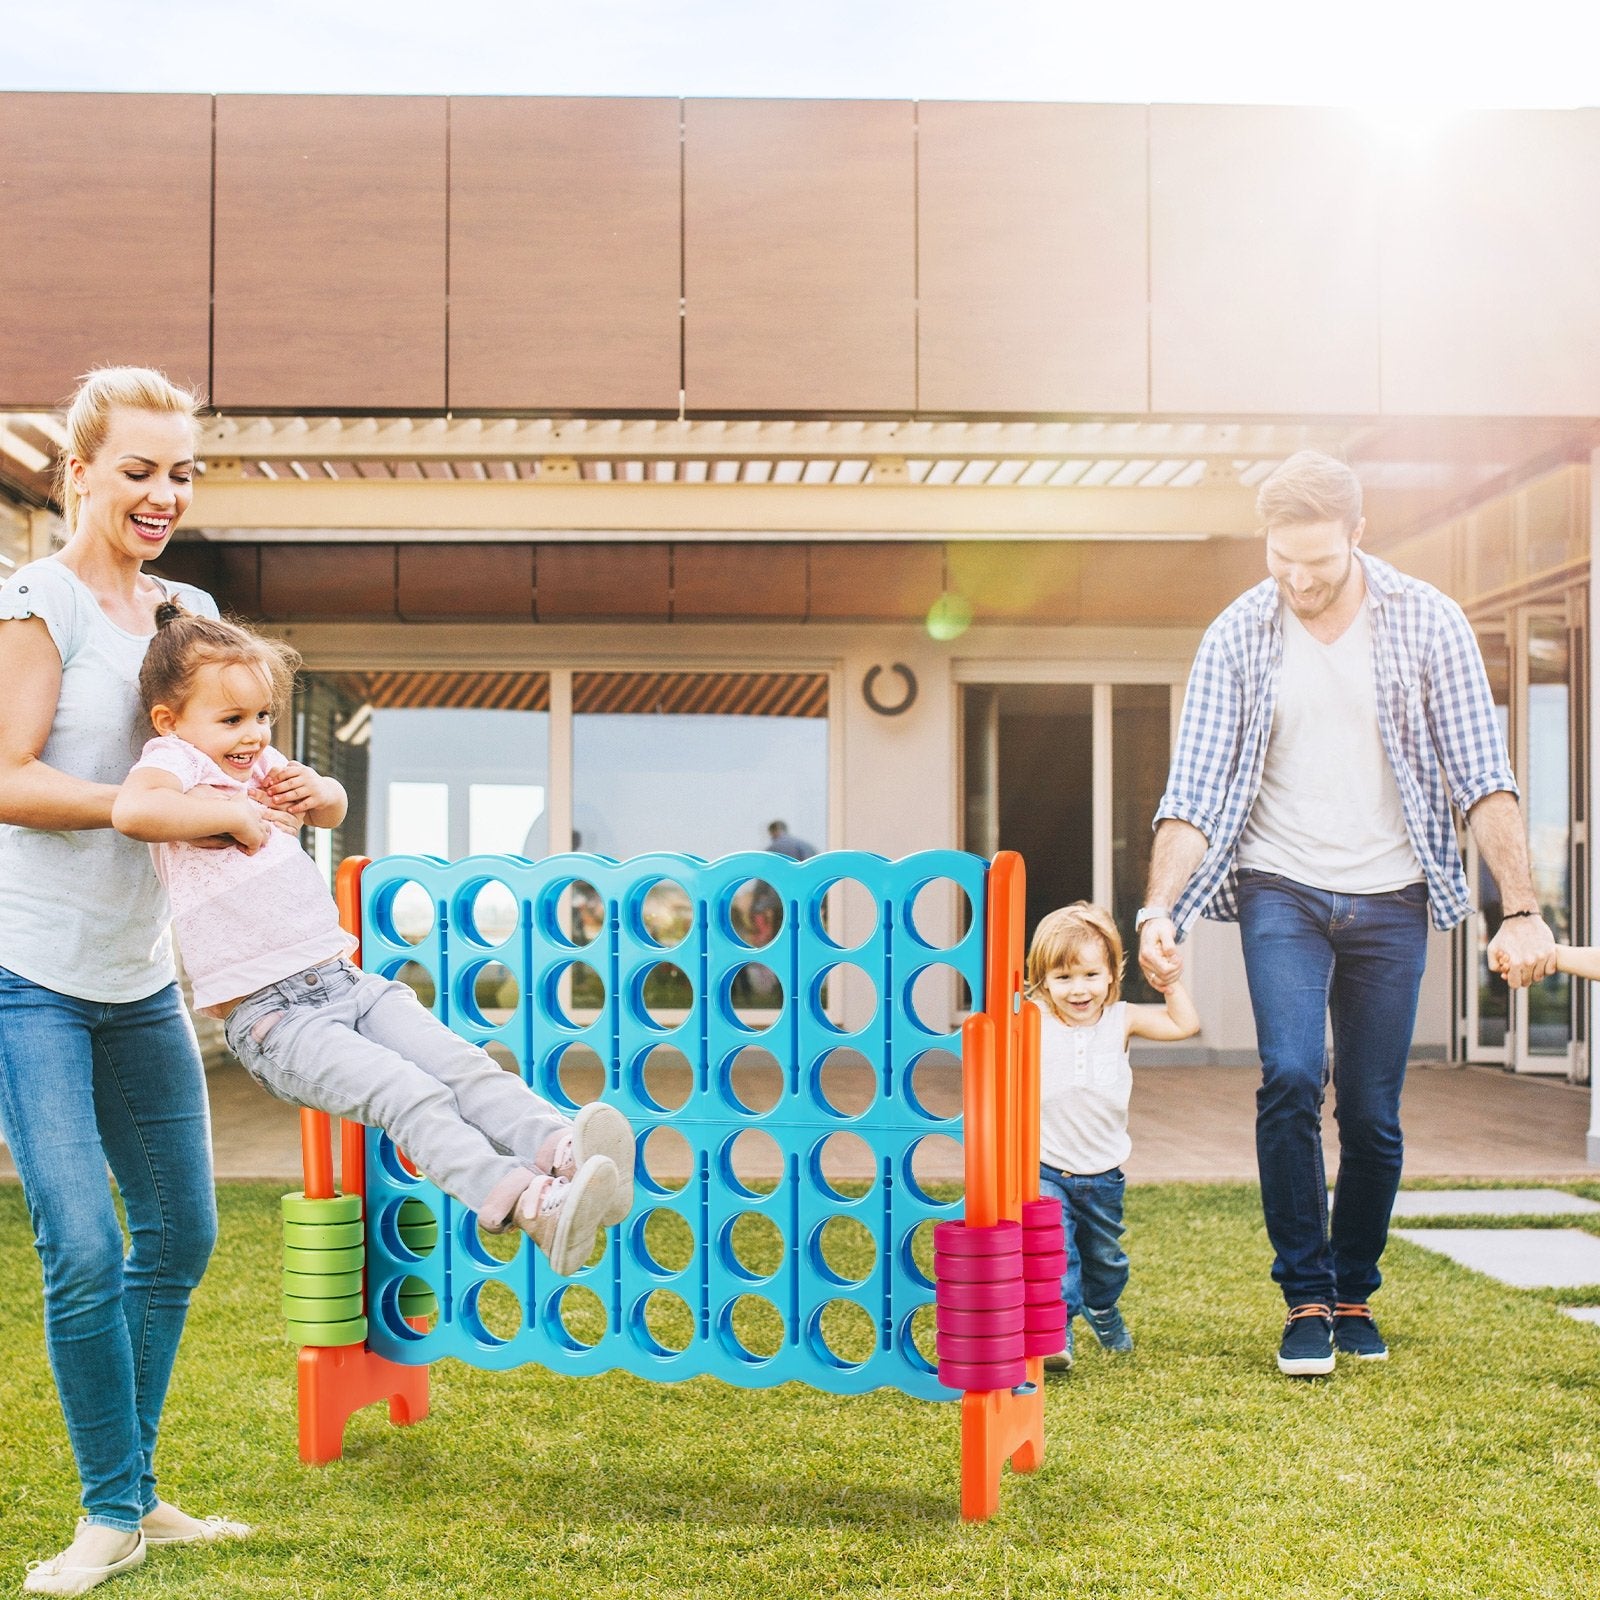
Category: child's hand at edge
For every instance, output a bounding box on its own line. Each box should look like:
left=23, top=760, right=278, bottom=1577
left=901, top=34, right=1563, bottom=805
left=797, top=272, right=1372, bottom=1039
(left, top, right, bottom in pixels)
left=255, top=760, right=332, bottom=817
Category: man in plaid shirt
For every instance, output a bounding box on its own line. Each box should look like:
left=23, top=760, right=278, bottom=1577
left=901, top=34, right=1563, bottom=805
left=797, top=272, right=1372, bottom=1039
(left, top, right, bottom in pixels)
left=1138, top=451, right=1555, bottom=1378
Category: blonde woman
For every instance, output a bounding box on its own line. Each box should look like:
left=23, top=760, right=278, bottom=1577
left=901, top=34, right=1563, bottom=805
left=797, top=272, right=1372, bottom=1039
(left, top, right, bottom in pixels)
left=0, top=368, right=251, bottom=1595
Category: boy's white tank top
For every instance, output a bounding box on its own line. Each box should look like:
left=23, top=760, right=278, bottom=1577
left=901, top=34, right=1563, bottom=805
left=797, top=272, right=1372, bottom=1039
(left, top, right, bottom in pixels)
left=1037, top=1001, right=1132, bottom=1176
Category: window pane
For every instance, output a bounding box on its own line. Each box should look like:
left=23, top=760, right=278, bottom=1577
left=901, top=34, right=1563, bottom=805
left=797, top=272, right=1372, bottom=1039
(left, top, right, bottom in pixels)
left=1111, top=684, right=1171, bottom=1006
left=469, top=783, right=546, bottom=857
left=387, top=782, right=449, bottom=858
left=1527, top=617, right=1571, bottom=1056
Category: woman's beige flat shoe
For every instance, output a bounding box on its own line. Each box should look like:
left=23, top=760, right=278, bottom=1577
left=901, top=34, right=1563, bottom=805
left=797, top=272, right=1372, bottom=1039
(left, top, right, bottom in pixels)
left=22, top=1531, right=145, bottom=1596
left=142, top=1512, right=253, bottom=1547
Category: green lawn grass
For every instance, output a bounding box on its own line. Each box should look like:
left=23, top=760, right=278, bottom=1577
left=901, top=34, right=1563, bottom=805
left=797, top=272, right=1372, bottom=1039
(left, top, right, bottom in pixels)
left=3, top=1181, right=1598, bottom=1599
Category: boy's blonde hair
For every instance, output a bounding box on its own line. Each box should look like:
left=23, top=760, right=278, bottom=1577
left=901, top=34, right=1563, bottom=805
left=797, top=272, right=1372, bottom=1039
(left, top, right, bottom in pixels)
left=55, top=365, right=204, bottom=534
left=1254, top=449, right=1363, bottom=534
left=1026, top=902, right=1124, bottom=1019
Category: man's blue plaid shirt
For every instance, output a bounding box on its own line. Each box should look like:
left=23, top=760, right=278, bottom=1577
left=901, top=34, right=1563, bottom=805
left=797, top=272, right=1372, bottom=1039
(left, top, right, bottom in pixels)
left=1157, top=552, right=1516, bottom=937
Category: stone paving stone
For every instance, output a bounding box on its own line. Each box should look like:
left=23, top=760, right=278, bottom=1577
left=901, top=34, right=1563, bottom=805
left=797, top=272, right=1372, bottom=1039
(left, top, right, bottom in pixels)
left=1393, top=1227, right=1600, bottom=1288
left=1389, top=1188, right=1600, bottom=1218
left=1559, top=1306, right=1600, bottom=1325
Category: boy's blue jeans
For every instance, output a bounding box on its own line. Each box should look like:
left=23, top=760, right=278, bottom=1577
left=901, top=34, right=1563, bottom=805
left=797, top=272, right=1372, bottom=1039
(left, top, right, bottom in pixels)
left=1236, top=870, right=1430, bottom=1308
left=1036, top=1166, right=1128, bottom=1319
left=0, top=966, right=217, bottom=1532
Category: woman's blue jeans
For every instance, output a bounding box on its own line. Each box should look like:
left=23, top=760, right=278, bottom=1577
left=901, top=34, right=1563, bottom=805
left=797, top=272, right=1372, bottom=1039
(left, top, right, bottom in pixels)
left=1036, top=1166, right=1129, bottom=1318
left=1236, top=872, right=1430, bottom=1308
left=0, top=966, right=217, bottom=1532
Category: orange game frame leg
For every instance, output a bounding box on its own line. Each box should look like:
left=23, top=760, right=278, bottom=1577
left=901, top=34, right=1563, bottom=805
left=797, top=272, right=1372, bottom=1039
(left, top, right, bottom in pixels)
left=295, top=860, right=430, bottom=1465
left=958, top=850, right=1046, bottom=1522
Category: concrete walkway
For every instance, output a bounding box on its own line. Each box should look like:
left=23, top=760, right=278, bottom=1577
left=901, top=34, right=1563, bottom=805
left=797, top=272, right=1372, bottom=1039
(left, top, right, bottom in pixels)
left=3, top=1056, right=1588, bottom=1187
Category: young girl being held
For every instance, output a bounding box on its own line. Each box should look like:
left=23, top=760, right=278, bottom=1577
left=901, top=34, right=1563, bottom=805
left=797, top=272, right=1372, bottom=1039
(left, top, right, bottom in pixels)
left=112, top=605, right=635, bottom=1275
left=1027, top=902, right=1199, bottom=1371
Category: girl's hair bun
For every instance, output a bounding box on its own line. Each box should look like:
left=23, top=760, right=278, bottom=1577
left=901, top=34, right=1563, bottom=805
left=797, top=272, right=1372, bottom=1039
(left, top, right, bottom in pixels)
left=153, top=599, right=186, bottom=629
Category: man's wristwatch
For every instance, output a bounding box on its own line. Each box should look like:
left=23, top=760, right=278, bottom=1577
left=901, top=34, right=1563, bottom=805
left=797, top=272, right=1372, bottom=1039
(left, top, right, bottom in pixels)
left=1134, top=905, right=1172, bottom=934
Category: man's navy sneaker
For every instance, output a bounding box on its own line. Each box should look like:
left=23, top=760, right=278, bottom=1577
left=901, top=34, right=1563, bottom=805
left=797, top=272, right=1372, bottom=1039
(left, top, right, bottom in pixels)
left=1277, top=1302, right=1335, bottom=1376
left=1333, top=1302, right=1389, bottom=1360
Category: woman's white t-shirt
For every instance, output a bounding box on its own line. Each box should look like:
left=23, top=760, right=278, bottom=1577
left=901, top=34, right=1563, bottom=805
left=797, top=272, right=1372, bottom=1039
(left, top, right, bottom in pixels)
left=0, top=559, right=219, bottom=1002
left=1037, top=1000, right=1132, bottom=1176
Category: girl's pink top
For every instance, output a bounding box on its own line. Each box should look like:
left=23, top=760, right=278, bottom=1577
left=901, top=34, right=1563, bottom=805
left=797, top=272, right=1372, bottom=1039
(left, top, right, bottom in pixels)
left=129, top=736, right=355, bottom=1012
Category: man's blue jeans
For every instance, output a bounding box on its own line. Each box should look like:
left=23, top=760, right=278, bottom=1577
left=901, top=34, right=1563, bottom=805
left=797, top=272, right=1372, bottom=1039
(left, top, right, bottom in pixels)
left=1036, top=1166, right=1129, bottom=1318
left=1236, top=871, right=1430, bottom=1308
left=0, top=966, right=217, bottom=1531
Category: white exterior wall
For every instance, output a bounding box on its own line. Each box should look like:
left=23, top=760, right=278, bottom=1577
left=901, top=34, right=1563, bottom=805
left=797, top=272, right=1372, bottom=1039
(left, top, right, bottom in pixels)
left=281, top=614, right=1457, bottom=1066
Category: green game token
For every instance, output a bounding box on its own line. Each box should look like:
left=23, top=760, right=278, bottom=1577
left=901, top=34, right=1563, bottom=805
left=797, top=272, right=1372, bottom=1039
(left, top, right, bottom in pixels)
left=282, top=1269, right=363, bottom=1299
left=283, top=1292, right=363, bottom=1323
left=281, top=1218, right=363, bottom=1250
left=282, top=1244, right=364, bottom=1276
left=284, top=1314, right=367, bottom=1348
left=281, top=1191, right=362, bottom=1224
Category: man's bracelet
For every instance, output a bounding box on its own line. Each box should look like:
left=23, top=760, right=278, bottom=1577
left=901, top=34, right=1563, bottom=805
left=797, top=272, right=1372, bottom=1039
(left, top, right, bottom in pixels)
left=1498, top=910, right=1540, bottom=921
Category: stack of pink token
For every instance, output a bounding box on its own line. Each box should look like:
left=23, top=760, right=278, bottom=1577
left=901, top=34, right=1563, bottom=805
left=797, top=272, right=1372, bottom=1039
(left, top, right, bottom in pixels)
left=1019, top=1197, right=1069, bottom=1357
left=932, top=1219, right=1026, bottom=1391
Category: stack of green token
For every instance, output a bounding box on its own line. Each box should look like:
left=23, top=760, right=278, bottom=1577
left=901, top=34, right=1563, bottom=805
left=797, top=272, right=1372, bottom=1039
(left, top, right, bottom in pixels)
left=281, top=1192, right=367, bottom=1346
left=395, top=1198, right=438, bottom=1319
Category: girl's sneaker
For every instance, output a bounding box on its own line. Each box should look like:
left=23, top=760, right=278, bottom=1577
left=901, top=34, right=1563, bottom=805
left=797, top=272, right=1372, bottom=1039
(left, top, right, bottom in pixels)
left=1332, top=1302, right=1389, bottom=1360
left=516, top=1156, right=619, bottom=1275
left=542, top=1103, right=637, bottom=1226
left=1084, top=1304, right=1134, bottom=1353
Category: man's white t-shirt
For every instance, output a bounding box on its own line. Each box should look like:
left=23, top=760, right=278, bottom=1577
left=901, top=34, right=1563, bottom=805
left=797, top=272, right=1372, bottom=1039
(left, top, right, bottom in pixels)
left=1235, top=599, right=1423, bottom=894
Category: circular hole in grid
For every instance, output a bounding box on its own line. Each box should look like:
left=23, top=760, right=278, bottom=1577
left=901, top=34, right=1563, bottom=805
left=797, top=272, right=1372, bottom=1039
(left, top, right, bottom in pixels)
left=813, top=963, right=878, bottom=1035
left=907, top=964, right=973, bottom=1036
left=907, top=878, right=974, bottom=951
left=720, top=1293, right=786, bottom=1363
left=630, top=1206, right=695, bottom=1278
left=393, top=1272, right=439, bottom=1334
left=638, top=962, right=694, bottom=1030
left=376, top=879, right=435, bottom=946
left=632, top=1289, right=693, bottom=1356
left=722, top=1129, right=782, bottom=1200
left=814, top=1215, right=877, bottom=1285
left=537, top=878, right=605, bottom=950
left=813, top=877, right=878, bottom=952
left=906, top=1046, right=962, bottom=1121
left=462, top=961, right=519, bottom=1028
left=463, top=879, right=518, bottom=948
left=722, top=1045, right=784, bottom=1115
left=903, top=1220, right=937, bottom=1288
left=810, top=1298, right=877, bottom=1369
left=390, top=960, right=436, bottom=1009
left=376, top=1194, right=437, bottom=1262
left=544, top=1040, right=603, bottom=1110
left=903, top=1303, right=938, bottom=1372
left=374, top=1137, right=426, bottom=1192
left=811, top=1131, right=875, bottom=1202
left=727, top=963, right=783, bottom=1029
left=548, top=1283, right=606, bottom=1351
left=542, top=960, right=606, bottom=1029
left=726, top=879, right=783, bottom=949
left=473, top=1214, right=523, bottom=1266
left=484, top=1040, right=521, bottom=1076
left=632, top=1044, right=691, bottom=1113
left=724, top=1210, right=785, bottom=1281
left=463, top=1279, right=524, bottom=1346
left=811, top=1046, right=876, bottom=1119
left=905, top=1134, right=965, bottom=1206
left=641, top=1126, right=692, bottom=1196
left=636, top=878, right=692, bottom=949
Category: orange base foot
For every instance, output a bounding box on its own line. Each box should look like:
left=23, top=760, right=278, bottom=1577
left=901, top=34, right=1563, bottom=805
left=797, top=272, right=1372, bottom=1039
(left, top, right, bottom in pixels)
left=959, top=1358, right=1046, bottom=1522
left=298, top=1343, right=430, bottom=1464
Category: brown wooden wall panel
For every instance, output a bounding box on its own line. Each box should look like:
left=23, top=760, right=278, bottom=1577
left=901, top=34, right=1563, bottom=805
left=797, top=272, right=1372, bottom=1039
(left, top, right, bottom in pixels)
left=919, top=103, right=1148, bottom=414
left=1150, top=106, right=1381, bottom=415
left=684, top=100, right=915, bottom=413
left=807, top=544, right=943, bottom=620
left=150, top=544, right=263, bottom=616
left=259, top=545, right=398, bottom=620
left=946, top=542, right=1082, bottom=622
left=1381, top=112, right=1600, bottom=416
left=213, top=96, right=447, bottom=411
left=397, top=543, right=534, bottom=620
left=0, top=95, right=212, bottom=407
left=537, top=543, right=670, bottom=618
left=449, top=98, right=681, bottom=412
left=672, top=543, right=808, bottom=619
left=1077, top=539, right=1262, bottom=624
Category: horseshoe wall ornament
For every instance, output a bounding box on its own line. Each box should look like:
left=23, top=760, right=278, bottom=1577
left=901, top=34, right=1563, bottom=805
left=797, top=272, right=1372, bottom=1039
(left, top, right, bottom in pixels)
left=862, top=663, right=918, bottom=717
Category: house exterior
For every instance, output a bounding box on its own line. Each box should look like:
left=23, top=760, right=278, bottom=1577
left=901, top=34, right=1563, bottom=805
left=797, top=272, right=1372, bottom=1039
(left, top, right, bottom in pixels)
left=1, top=94, right=1595, bottom=1157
